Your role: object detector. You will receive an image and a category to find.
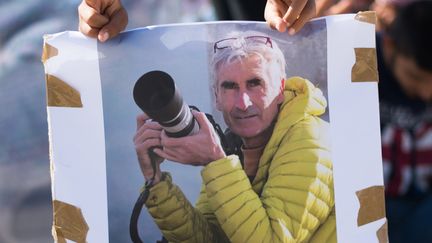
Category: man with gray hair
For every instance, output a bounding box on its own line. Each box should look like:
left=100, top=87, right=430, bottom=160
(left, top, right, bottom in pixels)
left=134, top=31, right=336, bottom=242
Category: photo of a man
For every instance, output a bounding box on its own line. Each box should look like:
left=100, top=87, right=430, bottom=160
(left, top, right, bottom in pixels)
left=133, top=30, right=335, bottom=242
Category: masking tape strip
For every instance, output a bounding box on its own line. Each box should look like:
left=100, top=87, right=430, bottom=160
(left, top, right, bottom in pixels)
left=41, top=43, right=58, bottom=63
left=355, top=11, right=377, bottom=25
left=52, top=200, right=89, bottom=243
left=377, top=219, right=389, bottom=243
left=46, top=74, right=83, bottom=107
left=351, top=48, right=379, bottom=82
left=52, top=226, right=67, bottom=243
left=356, top=185, right=386, bottom=226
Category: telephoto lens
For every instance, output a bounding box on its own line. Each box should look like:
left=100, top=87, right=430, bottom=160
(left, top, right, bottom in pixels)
left=133, top=70, right=199, bottom=137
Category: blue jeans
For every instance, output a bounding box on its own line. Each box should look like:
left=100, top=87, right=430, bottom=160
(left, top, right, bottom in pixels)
left=386, top=194, right=432, bottom=243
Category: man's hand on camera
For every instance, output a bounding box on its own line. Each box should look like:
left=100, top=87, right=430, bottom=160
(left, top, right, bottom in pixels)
left=134, top=113, right=164, bottom=184
left=265, top=0, right=316, bottom=35
left=78, top=0, right=128, bottom=42
left=153, top=111, right=226, bottom=166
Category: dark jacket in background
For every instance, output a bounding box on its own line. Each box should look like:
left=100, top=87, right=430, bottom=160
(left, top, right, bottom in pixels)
left=377, top=34, right=432, bottom=199
left=212, top=0, right=266, bottom=21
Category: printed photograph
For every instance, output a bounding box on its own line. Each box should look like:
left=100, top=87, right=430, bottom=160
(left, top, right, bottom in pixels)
left=98, top=20, right=333, bottom=242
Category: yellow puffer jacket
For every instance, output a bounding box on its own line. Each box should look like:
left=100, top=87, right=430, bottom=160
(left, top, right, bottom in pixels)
left=145, top=77, right=336, bottom=243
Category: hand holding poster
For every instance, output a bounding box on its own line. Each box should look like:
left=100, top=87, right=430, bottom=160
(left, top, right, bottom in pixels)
left=43, top=13, right=387, bottom=243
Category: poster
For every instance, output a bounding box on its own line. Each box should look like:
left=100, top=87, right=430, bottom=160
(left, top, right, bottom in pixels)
left=43, top=13, right=387, bottom=243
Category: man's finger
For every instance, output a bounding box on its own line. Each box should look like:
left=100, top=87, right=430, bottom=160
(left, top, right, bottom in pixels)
left=79, top=3, right=109, bottom=28
left=153, top=148, right=176, bottom=162
left=78, top=21, right=99, bottom=38
left=160, top=130, right=178, bottom=148
left=136, top=137, right=161, bottom=152
left=155, top=147, right=194, bottom=164
left=288, top=9, right=313, bottom=35
left=134, top=128, right=161, bottom=145
left=265, top=0, right=289, bottom=32
left=136, top=122, right=162, bottom=139
left=98, top=7, right=128, bottom=42
left=287, top=0, right=316, bottom=35
left=267, top=14, right=287, bottom=32
left=283, top=0, right=309, bottom=26
left=192, top=111, right=212, bottom=133
left=136, top=113, right=150, bottom=130
left=84, top=0, right=101, bottom=10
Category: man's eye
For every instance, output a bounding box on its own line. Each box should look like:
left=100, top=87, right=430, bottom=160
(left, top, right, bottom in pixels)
left=248, top=78, right=261, bottom=87
left=221, top=82, right=237, bottom=89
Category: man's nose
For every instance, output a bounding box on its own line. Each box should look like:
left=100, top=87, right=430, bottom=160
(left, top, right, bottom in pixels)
left=235, top=91, right=252, bottom=111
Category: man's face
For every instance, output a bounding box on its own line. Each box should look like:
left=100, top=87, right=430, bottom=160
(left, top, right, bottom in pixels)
left=214, top=55, right=284, bottom=139
left=392, top=53, right=432, bottom=102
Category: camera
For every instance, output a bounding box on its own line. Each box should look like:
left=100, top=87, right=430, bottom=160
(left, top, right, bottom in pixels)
left=133, top=70, right=199, bottom=138
left=131, top=70, right=237, bottom=243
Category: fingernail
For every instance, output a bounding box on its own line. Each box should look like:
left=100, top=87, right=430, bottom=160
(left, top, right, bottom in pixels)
left=276, top=22, right=282, bottom=32
left=288, top=28, right=296, bottom=35
left=99, top=31, right=109, bottom=42
left=277, top=21, right=286, bottom=33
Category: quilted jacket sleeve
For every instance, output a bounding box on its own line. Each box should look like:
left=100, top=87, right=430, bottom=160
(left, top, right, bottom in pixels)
left=201, top=116, right=334, bottom=243
left=145, top=77, right=334, bottom=242
left=145, top=172, right=229, bottom=242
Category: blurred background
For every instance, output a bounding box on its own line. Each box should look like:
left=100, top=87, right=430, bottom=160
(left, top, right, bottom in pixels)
left=1, top=0, right=424, bottom=242
left=0, top=1, right=214, bottom=242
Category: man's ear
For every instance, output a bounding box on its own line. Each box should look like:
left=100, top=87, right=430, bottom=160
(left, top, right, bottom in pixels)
left=277, top=78, right=285, bottom=104
left=279, top=78, right=285, bottom=93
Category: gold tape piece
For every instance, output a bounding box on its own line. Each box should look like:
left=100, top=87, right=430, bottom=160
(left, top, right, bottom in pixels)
left=355, top=11, right=377, bottom=25
left=41, top=43, right=58, bottom=63
left=52, top=200, right=89, bottom=243
left=46, top=74, right=83, bottom=107
left=52, top=226, right=67, bottom=243
left=377, top=220, right=389, bottom=243
left=352, top=48, right=379, bottom=82
left=356, top=185, right=386, bottom=226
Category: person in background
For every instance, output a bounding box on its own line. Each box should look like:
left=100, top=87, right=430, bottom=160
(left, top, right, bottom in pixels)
left=370, top=0, right=418, bottom=31
left=77, top=0, right=317, bottom=42
left=377, top=1, right=432, bottom=242
left=314, top=0, right=420, bottom=32
left=315, top=0, right=373, bottom=16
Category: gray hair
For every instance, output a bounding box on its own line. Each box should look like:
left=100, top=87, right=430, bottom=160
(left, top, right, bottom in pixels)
left=210, top=31, right=287, bottom=91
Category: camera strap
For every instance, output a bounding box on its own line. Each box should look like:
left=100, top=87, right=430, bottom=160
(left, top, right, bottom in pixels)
left=130, top=188, right=148, bottom=243
left=129, top=107, right=237, bottom=243
left=130, top=149, right=160, bottom=243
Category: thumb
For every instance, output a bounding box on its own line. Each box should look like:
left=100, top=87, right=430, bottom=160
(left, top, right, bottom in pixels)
left=192, top=111, right=212, bottom=133
left=98, top=8, right=128, bottom=42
